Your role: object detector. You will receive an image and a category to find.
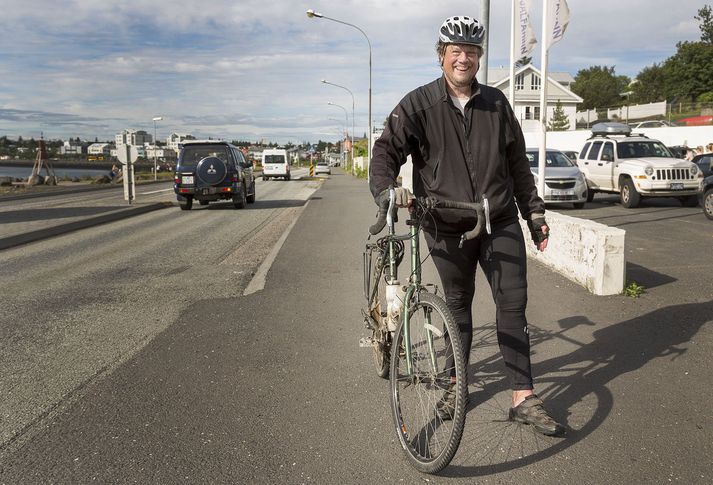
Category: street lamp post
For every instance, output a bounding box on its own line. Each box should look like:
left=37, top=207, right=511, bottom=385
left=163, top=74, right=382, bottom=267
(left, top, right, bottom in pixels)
left=321, top=79, right=355, bottom=175
left=307, top=9, right=372, bottom=179
left=328, top=117, right=346, bottom=166
left=327, top=102, right=349, bottom=168
left=152, top=116, right=163, bottom=181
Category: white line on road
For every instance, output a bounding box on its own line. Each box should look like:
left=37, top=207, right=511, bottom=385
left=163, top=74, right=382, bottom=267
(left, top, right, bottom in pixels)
left=142, top=188, right=174, bottom=194
left=243, top=200, right=310, bottom=296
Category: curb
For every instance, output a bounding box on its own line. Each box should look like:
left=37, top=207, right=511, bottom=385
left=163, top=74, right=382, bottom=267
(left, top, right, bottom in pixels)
left=0, top=202, right=173, bottom=251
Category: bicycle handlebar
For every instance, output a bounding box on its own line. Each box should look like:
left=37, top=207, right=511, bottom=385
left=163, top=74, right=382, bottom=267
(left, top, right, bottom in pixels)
left=369, top=193, right=487, bottom=245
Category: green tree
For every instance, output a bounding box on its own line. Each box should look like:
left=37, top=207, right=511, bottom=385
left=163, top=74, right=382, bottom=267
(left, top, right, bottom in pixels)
left=631, top=63, right=667, bottom=103
left=571, top=66, right=630, bottom=110
left=547, top=100, right=570, bottom=131
left=696, top=4, right=713, bottom=43
left=663, top=41, right=713, bottom=102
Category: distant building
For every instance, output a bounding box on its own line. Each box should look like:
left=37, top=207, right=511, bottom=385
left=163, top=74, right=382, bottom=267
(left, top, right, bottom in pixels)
left=88, top=143, right=112, bottom=155
left=115, top=129, right=152, bottom=146
left=166, top=133, right=195, bottom=151
left=60, top=139, right=86, bottom=156
left=487, top=66, right=582, bottom=132
left=146, top=146, right=177, bottom=160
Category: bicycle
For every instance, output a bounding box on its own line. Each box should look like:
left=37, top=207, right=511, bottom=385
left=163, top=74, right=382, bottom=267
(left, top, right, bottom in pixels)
left=361, top=187, right=486, bottom=474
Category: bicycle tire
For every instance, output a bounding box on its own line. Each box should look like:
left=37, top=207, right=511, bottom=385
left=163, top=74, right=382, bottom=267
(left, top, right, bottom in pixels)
left=368, top=248, right=390, bottom=378
left=389, top=291, right=466, bottom=474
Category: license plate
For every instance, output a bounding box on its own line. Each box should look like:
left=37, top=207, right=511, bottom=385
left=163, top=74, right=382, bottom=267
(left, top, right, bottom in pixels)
left=551, top=189, right=573, bottom=196
left=670, top=183, right=684, bottom=190
left=182, top=176, right=194, bottom=184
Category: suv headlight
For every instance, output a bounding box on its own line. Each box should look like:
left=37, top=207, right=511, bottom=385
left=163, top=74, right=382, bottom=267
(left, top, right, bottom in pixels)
left=644, top=166, right=654, bottom=176
left=690, top=164, right=699, bottom=176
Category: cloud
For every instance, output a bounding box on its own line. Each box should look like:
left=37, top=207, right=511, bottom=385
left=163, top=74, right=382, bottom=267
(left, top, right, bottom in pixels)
left=0, top=0, right=706, bottom=143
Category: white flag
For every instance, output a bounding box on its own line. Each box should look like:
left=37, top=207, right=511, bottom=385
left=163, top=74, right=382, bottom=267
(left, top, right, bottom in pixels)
left=518, top=0, right=538, bottom=56
left=547, top=0, right=570, bottom=48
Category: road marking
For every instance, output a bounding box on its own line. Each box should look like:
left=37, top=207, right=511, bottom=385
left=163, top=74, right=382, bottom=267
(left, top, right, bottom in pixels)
left=243, top=200, right=310, bottom=296
left=142, top=188, right=173, bottom=194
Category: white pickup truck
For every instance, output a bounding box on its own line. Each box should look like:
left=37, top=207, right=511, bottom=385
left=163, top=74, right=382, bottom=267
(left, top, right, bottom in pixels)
left=576, top=123, right=701, bottom=208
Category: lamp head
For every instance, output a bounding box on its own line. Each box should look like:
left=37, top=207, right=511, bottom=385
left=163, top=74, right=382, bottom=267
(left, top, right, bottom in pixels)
left=152, top=116, right=163, bottom=121
left=306, top=9, right=323, bottom=18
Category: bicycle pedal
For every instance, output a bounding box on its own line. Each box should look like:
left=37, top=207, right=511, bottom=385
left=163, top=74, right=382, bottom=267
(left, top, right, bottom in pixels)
left=359, top=336, right=375, bottom=348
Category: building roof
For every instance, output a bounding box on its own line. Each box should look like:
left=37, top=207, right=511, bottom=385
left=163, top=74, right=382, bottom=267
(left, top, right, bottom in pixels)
left=488, top=65, right=582, bottom=104
left=487, top=67, right=575, bottom=86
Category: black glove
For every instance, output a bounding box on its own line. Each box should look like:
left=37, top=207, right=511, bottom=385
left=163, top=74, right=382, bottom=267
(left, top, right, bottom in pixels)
left=527, top=216, right=549, bottom=244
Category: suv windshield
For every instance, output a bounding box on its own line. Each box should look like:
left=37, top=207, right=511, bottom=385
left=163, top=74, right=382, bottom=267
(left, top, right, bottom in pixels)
left=179, top=145, right=230, bottom=168
left=525, top=151, right=575, bottom=168
left=616, top=141, right=672, bottom=159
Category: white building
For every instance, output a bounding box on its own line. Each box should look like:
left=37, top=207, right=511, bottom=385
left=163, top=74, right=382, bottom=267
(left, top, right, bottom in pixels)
left=145, top=146, right=177, bottom=160
left=166, top=133, right=195, bottom=151
left=115, top=129, right=152, bottom=146
left=60, top=140, right=86, bottom=155
left=488, top=66, right=582, bottom=132
left=88, top=143, right=112, bottom=155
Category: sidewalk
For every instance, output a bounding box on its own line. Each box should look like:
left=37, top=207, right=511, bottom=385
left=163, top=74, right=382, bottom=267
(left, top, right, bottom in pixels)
left=257, top=169, right=711, bottom=482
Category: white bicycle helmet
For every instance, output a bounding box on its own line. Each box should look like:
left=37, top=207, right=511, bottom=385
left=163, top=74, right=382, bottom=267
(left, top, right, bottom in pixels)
left=438, top=16, right=485, bottom=46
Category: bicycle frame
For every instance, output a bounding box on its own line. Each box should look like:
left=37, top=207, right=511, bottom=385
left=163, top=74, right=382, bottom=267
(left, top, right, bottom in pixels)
left=383, top=195, right=439, bottom=378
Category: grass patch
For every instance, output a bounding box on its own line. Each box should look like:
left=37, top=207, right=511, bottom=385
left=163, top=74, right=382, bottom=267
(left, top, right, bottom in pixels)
left=622, top=281, right=646, bottom=298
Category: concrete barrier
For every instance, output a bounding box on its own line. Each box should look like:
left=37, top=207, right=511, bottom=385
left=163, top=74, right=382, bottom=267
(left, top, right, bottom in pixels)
left=519, top=211, right=626, bottom=296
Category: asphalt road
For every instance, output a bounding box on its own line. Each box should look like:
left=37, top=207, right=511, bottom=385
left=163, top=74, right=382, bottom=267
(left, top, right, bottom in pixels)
left=1, top=170, right=712, bottom=483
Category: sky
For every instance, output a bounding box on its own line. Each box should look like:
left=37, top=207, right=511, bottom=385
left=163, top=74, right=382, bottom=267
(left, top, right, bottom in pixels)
left=0, top=0, right=705, bottom=145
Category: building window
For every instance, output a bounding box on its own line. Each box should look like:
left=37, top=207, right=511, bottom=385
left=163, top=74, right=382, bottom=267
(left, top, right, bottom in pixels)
left=525, top=106, right=541, bottom=120
left=515, top=73, right=525, bottom=91
left=531, top=74, right=541, bottom=90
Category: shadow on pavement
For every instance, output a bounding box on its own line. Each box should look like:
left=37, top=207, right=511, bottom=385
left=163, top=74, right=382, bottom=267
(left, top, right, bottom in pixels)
left=626, top=261, right=677, bottom=289
left=443, top=299, right=713, bottom=478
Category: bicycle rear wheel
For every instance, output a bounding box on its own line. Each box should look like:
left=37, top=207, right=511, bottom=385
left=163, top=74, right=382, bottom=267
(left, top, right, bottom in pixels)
left=390, top=291, right=466, bottom=474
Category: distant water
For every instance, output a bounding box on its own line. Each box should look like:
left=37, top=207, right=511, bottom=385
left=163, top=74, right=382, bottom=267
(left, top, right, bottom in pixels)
left=0, top=165, right=111, bottom=179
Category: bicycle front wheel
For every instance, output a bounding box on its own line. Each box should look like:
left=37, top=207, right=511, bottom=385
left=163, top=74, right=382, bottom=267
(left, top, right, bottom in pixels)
left=389, top=291, right=466, bottom=474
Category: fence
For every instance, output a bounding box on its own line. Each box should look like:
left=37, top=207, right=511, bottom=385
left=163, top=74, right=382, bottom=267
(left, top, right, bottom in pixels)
left=576, top=101, right=713, bottom=127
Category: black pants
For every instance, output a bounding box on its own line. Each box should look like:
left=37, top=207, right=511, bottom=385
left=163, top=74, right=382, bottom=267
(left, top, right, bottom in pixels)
left=424, top=219, right=534, bottom=390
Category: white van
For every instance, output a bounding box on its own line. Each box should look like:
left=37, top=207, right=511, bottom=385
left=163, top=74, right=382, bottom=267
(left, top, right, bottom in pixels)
left=261, top=148, right=290, bottom=181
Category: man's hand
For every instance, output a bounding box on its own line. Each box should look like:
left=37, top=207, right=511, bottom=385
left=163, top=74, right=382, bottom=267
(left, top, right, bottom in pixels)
left=375, top=187, right=415, bottom=208
left=527, top=215, right=550, bottom=252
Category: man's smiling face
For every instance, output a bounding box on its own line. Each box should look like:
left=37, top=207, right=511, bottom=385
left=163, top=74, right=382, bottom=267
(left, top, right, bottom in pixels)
left=442, top=43, right=480, bottom=90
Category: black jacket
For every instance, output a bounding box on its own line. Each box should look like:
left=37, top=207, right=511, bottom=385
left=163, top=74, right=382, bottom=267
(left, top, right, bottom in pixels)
left=369, top=75, right=544, bottom=235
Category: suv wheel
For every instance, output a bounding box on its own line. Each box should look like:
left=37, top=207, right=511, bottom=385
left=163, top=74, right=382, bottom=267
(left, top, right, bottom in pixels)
left=620, top=178, right=640, bottom=208
left=179, top=196, right=193, bottom=211
left=704, top=188, right=713, bottom=220
left=233, top=183, right=247, bottom=209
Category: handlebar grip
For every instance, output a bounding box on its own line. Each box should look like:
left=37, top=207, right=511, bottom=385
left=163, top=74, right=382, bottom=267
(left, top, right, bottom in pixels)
left=461, top=203, right=485, bottom=241
left=369, top=208, right=387, bottom=235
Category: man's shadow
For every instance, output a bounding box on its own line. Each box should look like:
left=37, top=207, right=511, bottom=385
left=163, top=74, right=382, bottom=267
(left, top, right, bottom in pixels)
left=442, top=299, right=713, bottom=477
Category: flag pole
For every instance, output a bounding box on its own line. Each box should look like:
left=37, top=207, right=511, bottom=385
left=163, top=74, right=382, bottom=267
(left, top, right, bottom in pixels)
left=537, top=0, right=549, bottom=199
left=509, top=0, right=516, bottom=108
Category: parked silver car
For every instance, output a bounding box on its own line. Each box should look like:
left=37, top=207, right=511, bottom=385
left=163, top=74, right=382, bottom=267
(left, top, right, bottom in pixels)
left=525, top=149, right=588, bottom=209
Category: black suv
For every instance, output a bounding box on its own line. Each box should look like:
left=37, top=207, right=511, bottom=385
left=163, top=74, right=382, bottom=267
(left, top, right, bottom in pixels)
left=174, top=141, right=255, bottom=210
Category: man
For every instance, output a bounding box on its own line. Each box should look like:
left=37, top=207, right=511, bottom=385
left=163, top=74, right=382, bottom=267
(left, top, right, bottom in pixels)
left=369, top=16, right=564, bottom=436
